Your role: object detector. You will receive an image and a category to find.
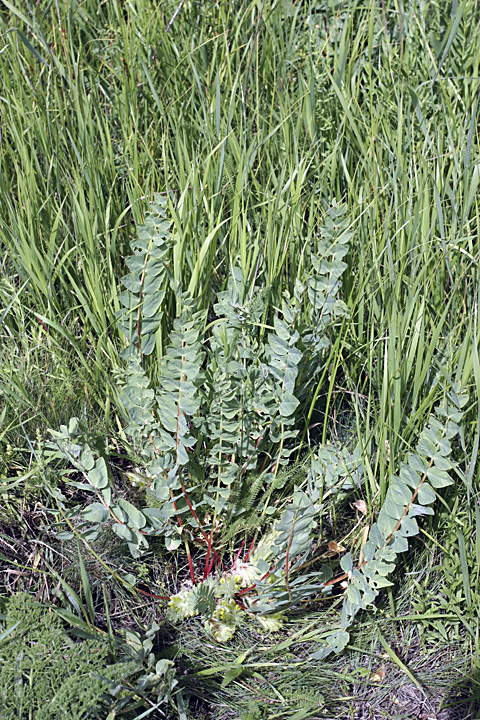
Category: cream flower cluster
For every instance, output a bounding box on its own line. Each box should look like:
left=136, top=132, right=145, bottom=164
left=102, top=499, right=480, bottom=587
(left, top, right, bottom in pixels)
left=166, top=548, right=285, bottom=641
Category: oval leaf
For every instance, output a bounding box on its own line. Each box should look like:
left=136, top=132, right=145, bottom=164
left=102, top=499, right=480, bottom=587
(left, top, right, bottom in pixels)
left=427, top=466, right=452, bottom=488
left=117, top=498, right=147, bottom=529
left=80, top=447, right=95, bottom=472
left=112, top=523, right=133, bottom=542
left=279, top=393, right=300, bottom=417
left=88, top=458, right=109, bottom=489
left=81, top=502, right=109, bottom=523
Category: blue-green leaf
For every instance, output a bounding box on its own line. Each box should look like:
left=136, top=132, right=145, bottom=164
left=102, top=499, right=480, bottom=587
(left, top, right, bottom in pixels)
left=80, top=447, right=95, bottom=472
left=278, top=393, right=300, bottom=417
left=398, top=516, right=419, bottom=537
left=88, top=458, right=109, bottom=489
left=417, top=482, right=436, bottom=505
left=81, top=503, right=109, bottom=523
left=427, top=466, right=452, bottom=488
left=117, top=498, right=147, bottom=529
left=112, top=523, right=133, bottom=542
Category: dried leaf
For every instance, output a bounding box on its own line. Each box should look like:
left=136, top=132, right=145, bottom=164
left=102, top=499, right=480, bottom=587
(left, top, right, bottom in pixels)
left=353, top=499, right=367, bottom=515
left=328, top=540, right=346, bottom=553
left=368, top=664, right=386, bottom=682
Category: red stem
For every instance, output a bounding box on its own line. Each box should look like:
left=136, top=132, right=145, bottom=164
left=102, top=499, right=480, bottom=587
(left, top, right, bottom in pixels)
left=244, top=537, right=256, bottom=562
left=136, top=587, right=170, bottom=601
left=205, top=555, right=216, bottom=577
left=233, top=539, right=246, bottom=565
left=178, top=475, right=223, bottom=568
left=169, top=488, right=196, bottom=584
left=236, top=564, right=275, bottom=596
left=35, top=316, right=49, bottom=333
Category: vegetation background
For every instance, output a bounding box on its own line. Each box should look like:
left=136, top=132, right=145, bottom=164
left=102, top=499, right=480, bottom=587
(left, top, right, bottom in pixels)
left=0, top=0, right=479, bottom=717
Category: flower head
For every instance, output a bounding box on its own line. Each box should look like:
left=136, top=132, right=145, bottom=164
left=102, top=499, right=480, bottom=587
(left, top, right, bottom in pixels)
left=167, top=586, right=197, bottom=622
left=226, top=560, right=261, bottom=588
left=256, top=612, right=284, bottom=633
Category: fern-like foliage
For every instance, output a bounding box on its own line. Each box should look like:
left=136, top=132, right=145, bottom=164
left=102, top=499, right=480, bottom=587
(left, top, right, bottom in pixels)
left=47, top=195, right=470, bottom=651
left=200, top=269, right=259, bottom=510
left=312, top=386, right=469, bottom=659
left=297, top=202, right=351, bottom=398
left=151, top=298, right=206, bottom=471
left=252, top=489, right=332, bottom=615
left=306, top=203, right=350, bottom=330
left=262, top=301, right=303, bottom=459
left=49, top=196, right=352, bottom=594
left=117, top=194, right=173, bottom=356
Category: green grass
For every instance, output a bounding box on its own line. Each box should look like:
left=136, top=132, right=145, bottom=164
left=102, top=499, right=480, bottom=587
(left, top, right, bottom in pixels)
left=1, top=0, right=480, bottom=717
